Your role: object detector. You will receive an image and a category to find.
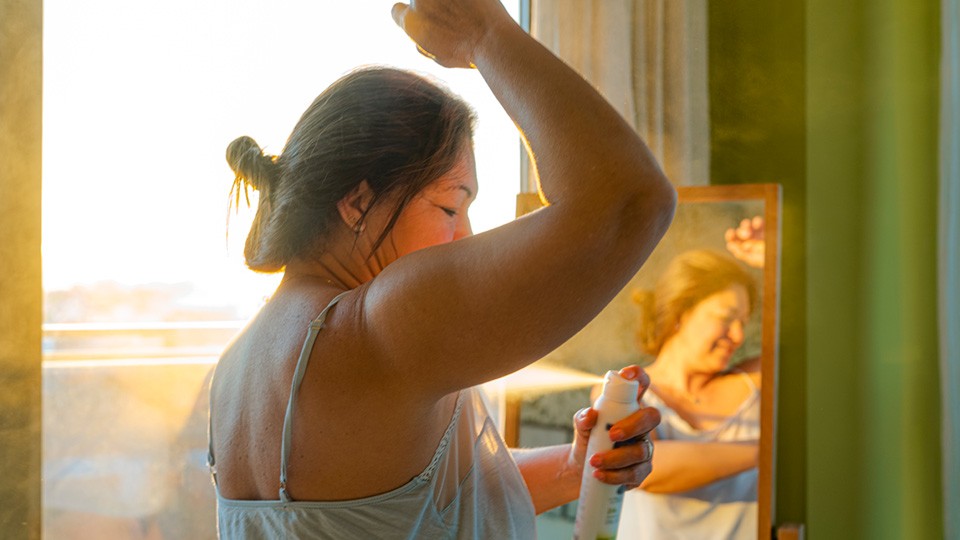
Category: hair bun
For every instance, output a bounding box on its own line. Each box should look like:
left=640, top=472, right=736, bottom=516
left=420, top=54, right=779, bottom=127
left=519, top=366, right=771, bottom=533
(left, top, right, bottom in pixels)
left=226, top=136, right=276, bottom=191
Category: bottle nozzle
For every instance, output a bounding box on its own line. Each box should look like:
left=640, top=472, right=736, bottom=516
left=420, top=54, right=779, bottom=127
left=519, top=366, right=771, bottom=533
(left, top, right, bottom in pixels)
left=601, top=370, right=639, bottom=403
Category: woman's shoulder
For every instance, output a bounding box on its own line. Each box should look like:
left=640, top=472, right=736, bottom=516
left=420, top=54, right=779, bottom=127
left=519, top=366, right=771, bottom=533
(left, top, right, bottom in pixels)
left=732, top=355, right=760, bottom=373
left=217, top=283, right=367, bottom=382
left=260, top=280, right=368, bottom=334
left=722, top=356, right=762, bottom=390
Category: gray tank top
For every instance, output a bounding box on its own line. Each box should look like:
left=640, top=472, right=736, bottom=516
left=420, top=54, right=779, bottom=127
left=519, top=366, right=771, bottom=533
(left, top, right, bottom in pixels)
left=619, top=370, right=761, bottom=539
left=208, top=292, right=537, bottom=539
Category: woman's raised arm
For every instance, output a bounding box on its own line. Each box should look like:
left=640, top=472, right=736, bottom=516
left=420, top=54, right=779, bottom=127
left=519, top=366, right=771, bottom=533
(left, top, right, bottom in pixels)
left=364, top=0, right=677, bottom=397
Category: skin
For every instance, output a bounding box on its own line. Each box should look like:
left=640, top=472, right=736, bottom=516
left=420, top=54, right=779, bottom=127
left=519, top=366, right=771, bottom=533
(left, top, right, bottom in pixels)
left=640, top=285, right=762, bottom=493
left=725, top=216, right=765, bottom=269
left=211, top=0, right=676, bottom=516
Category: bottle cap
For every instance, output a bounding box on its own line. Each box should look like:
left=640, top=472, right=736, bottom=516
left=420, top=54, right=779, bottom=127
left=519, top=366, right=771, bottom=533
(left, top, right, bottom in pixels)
left=601, top=370, right=639, bottom=403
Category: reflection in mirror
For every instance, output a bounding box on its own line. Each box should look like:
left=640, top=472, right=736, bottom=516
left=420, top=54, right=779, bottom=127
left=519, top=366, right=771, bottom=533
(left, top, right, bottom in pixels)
left=510, top=184, right=781, bottom=539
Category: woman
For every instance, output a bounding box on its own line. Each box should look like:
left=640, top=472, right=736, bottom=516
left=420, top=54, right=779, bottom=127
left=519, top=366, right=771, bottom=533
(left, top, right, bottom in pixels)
left=618, top=249, right=761, bottom=539
left=207, top=0, right=676, bottom=537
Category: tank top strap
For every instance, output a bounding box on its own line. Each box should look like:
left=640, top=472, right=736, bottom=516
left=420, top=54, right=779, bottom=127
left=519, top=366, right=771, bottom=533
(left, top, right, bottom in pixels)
left=207, top=370, right=218, bottom=481
left=733, top=367, right=760, bottom=393
left=279, top=290, right=351, bottom=502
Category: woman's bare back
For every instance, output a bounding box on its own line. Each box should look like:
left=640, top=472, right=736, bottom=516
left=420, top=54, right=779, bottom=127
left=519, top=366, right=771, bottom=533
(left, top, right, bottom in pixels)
left=210, top=282, right=458, bottom=502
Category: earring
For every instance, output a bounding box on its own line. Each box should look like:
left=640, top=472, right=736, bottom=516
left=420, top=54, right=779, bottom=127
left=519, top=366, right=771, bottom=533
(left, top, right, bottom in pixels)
left=354, top=220, right=366, bottom=234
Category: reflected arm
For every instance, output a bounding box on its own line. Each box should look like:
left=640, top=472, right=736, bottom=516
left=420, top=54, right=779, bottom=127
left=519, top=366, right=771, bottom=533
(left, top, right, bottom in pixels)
left=639, top=440, right=758, bottom=494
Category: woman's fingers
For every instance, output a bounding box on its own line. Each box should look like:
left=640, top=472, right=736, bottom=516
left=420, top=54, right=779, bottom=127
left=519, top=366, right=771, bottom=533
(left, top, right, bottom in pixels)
left=615, top=364, right=651, bottom=401
left=586, top=404, right=658, bottom=481
left=590, top=434, right=655, bottom=487
left=592, top=459, right=654, bottom=486
left=725, top=215, right=766, bottom=269
left=751, top=215, right=765, bottom=238
left=573, top=407, right=598, bottom=439
left=392, top=3, right=440, bottom=63
left=606, top=403, right=659, bottom=444
left=577, top=366, right=657, bottom=485
left=567, top=406, right=598, bottom=470
left=577, top=369, right=659, bottom=487
left=390, top=0, right=508, bottom=68
left=590, top=434, right=655, bottom=470
left=585, top=413, right=657, bottom=484
left=391, top=3, right=408, bottom=30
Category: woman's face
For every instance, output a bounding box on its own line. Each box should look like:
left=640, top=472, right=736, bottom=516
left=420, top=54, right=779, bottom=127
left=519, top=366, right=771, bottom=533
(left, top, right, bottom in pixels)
left=372, top=147, right=478, bottom=262
left=672, top=284, right=751, bottom=373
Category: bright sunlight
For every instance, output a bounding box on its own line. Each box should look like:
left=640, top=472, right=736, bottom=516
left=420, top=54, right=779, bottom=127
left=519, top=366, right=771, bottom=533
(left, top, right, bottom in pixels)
left=43, top=0, right=521, bottom=322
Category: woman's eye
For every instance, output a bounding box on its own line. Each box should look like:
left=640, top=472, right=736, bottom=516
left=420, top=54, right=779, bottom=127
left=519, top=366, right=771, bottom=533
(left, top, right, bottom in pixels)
left=714, top=314, right=736, bottom=325
left=441, top=207, right=458, bottom=217
left=722, top=316, right=748, bottom=328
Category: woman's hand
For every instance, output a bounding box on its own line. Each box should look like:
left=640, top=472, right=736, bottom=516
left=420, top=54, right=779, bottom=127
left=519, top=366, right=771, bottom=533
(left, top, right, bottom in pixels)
left=568, top=365, right=661, bottom=490
left=391, top=0, right=514, bottom=68
left=725, top=216, right=765, bottom=269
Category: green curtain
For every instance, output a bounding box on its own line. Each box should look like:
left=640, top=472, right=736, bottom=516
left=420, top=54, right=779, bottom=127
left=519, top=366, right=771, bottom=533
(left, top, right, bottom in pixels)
left=807, top=0, right=943, bottom=538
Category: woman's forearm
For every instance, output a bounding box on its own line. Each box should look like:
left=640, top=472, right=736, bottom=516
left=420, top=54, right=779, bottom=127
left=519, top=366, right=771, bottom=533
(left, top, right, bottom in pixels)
left=640, top=440, right=758, bottom=494
left=511, top=445, right=581, bottom=514
left=472, top=18, right=673, bottom=212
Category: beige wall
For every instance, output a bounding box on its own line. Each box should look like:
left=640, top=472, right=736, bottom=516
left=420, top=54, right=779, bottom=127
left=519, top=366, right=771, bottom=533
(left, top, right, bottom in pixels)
left=0, top=0, right=43, bottom=537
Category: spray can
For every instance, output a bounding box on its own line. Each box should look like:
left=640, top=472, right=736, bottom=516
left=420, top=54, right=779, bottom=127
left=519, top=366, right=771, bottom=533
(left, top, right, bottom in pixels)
left=572, top=370, right=640, bottom=540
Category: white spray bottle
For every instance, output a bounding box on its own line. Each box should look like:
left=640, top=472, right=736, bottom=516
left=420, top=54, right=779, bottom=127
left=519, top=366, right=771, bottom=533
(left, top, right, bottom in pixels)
left=572, top=370, right=640, bottom=540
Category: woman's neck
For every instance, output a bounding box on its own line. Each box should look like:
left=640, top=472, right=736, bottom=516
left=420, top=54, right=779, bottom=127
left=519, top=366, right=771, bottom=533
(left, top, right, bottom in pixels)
left=282, top=228, right=392, bottom=290
left=648, top=340, right=715, bottom=401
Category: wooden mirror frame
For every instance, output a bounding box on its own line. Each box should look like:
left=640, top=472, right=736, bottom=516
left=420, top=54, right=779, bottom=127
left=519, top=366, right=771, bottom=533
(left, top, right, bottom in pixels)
left=679, top=183, right=781, bottom=538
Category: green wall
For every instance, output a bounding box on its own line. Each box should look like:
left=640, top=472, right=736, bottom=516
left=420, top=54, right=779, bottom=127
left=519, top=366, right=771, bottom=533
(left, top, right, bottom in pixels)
left=708, top=0, right=808, bottom=532
left=808, top=0, right=942, bottom=538
left=710, top=1, right=943, bottom=538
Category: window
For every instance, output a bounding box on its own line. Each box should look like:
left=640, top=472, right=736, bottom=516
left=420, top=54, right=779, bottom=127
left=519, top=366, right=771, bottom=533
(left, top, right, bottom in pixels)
left=42, top=2, right=521, bottom=536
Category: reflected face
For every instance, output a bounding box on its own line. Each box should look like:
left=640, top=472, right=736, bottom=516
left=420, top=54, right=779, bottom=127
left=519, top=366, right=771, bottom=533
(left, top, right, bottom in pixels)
left=375, top=147, right=478, bottom=261
left=673, top=284, right=751, bottom=373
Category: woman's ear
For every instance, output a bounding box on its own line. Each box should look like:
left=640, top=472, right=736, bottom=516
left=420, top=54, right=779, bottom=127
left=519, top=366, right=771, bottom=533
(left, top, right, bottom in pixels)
left=336, top=180, right=374, bottom=233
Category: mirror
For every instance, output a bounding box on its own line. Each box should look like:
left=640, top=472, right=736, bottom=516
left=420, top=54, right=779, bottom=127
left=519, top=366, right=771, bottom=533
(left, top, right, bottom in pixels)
left=508, top=184, right=781, bottom=539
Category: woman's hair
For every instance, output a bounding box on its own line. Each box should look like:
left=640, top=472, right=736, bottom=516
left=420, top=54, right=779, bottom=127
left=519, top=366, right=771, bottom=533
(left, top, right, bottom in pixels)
left=226, top=67, right=477, bottom=272
left=633, top=249, right=758, bottom=356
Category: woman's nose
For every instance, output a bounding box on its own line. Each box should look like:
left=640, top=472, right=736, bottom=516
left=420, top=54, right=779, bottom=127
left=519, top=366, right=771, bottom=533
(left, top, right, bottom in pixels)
left=728, top=319, right=745, bottom=344
left=455, top=214, right=473, bottom=240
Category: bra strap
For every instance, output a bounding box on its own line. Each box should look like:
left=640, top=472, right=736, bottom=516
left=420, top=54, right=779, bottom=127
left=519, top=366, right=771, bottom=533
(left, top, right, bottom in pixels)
left=734, top=367, right=760, bottom=393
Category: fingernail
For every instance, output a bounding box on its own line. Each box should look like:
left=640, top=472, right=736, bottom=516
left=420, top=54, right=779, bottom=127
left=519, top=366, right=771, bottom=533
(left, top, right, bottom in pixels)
left=609, top=427, right=624, bottom=441
left=590, top=454, right=602, bottom=468
left=593, top=470, right=604, bottom=480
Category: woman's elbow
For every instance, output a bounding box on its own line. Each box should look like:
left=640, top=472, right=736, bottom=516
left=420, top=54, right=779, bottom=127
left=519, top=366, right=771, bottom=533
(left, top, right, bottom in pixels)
left=623, top=172, right=677, bottom=241
left=652, top=179, right=678, bottom=229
